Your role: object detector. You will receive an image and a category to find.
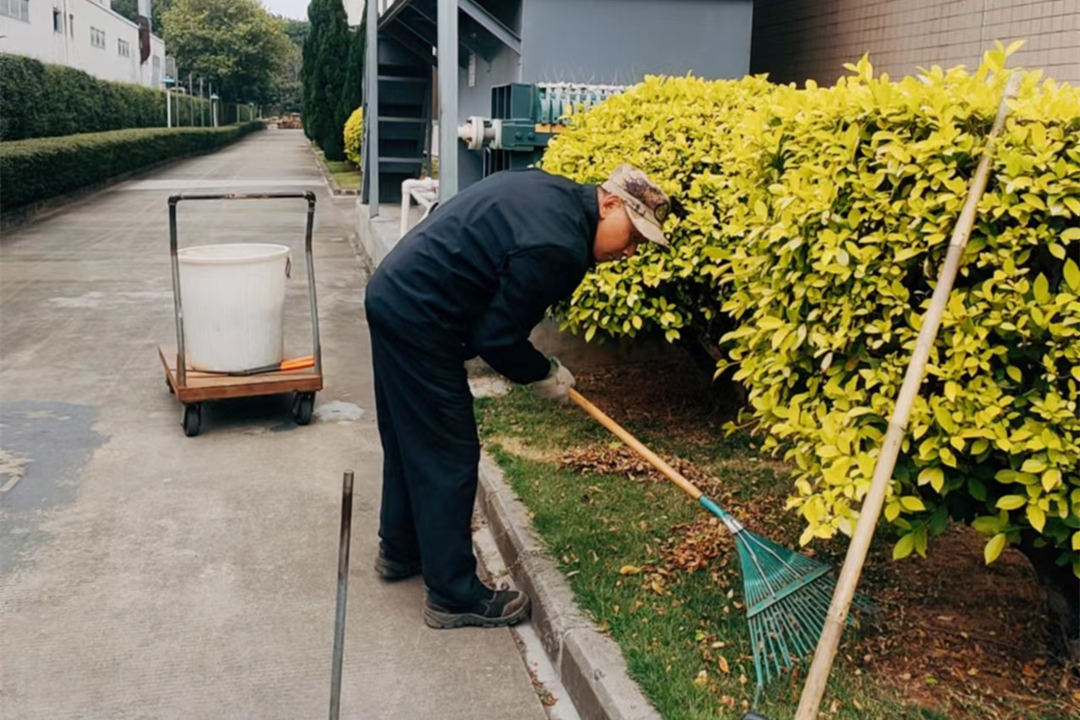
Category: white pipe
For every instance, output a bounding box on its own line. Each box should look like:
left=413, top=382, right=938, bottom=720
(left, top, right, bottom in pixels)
left=400, top=178, right=440, bottom=238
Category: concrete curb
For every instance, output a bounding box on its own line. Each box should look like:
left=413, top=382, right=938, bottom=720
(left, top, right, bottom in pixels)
left=354, top=200, right=401, bottom=266
left=477, top=454, right=663, bottom=720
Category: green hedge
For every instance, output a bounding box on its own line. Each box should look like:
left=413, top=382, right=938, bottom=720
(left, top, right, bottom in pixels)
left=543, top=47, right=1080, bottom=575
left=0, top=53, right=245, bottom=140
left=0, top=122, right=265, bottom=209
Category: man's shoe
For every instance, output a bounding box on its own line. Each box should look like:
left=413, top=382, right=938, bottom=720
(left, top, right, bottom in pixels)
left=423, top=584, right=531, bottom=629
left=374, top=551, right=421, bottom=581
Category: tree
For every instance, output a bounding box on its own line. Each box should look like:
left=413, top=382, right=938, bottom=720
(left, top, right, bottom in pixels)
left=162, top=0, right=292, bottom=104
left=339, top=24, right=365, bottom=123
left=281, top=17, right=310, bottom=49
left=111, top=0, right=138, bottom=22
left=263, top=16, right=307, bottom=116
left=301, top=0, right=352, bottom=159
left=266, top=38, right=303, bottom=115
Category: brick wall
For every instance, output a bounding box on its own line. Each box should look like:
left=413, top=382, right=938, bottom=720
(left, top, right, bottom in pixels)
left=752, top=0, right=1080, bottom=86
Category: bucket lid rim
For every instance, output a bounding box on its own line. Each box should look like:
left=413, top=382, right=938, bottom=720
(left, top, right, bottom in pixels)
left=178, top=243, right=290, bottom=264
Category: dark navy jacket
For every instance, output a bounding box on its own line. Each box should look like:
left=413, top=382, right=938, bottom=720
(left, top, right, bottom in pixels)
left=365, top=168, right=598, bottom=385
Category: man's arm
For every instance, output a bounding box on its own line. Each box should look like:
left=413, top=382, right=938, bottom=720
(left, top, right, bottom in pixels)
left=468, top=246, right=585, bottom=385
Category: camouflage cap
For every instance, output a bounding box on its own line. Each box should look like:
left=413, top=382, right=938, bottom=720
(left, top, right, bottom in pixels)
left=601, top=164, right=671, bottom=248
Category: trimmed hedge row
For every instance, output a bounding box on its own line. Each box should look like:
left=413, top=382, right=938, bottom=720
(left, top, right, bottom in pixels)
left=0, top=122, right=265, bottom=209
left=0, top=53, right=244, bottom=141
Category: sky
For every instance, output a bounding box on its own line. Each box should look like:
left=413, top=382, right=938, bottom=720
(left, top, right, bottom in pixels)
left=261, top=0, right=364, bottom=24
left=262, top=0, right=309, bottom=20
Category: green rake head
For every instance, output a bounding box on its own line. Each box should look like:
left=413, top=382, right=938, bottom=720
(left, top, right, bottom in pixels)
left=699, top=497, right=873, bottom=694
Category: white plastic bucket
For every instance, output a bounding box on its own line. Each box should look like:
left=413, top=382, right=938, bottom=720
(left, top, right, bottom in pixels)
left=178, top=243, right=291, bottom=372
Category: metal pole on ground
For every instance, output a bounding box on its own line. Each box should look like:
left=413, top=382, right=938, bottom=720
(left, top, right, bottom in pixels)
left=329, top=470, right=354, bottom=720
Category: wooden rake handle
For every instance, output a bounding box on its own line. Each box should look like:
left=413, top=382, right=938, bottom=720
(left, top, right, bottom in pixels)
left=568, top=388, right=703, bottom=501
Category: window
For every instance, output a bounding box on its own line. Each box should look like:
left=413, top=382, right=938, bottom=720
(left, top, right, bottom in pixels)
left=0, top=0, right=30, bottom=22
left=69, top=13, right=74, bottom=36
left=118, top=39, right=130, bottom=57
left=53, top=8, right=64, bottom=33
left=90, top=27, right=106, bottom=49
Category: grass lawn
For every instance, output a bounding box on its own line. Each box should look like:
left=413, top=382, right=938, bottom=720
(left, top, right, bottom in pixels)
left=324, top=159, right=359, bottom=190
left=474, top=356, right=1079, bottom=720
left=309, top=142, right=360, bottom=191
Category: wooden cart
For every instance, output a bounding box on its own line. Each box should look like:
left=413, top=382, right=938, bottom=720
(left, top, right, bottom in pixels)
left=160, top=192, right=323, bottom=436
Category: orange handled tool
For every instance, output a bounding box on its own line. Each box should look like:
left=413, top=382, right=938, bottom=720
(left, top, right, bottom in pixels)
left=186, top=355, right=316, bottom=377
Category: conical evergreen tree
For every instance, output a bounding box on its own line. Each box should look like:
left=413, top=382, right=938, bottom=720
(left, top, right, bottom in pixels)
left=340, top=22, right=365, bottom=123
left=301, top=0, right=351, bottom=159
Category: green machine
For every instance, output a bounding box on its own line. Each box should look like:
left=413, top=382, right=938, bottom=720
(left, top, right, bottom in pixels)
left=458, top=82, right=625, bottom=177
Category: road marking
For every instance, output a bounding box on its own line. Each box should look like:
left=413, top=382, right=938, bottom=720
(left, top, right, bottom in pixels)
left=0, top=449, right=31, bottom=494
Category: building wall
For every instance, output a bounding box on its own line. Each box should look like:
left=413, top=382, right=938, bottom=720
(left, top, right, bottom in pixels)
left=521, top=0, right=753, bottom=83
left=0, top=0, right=165, bottom=88
left=752, top=0, right=1080, bottom=86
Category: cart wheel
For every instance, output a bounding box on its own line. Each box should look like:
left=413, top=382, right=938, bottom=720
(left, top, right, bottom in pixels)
left=182, top=403, right=202, bottom=437
left=292, top=392, right=315, bottom=425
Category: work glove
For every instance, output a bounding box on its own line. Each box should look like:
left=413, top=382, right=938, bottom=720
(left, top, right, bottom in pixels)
left=531, top=357, right=574, bottom=404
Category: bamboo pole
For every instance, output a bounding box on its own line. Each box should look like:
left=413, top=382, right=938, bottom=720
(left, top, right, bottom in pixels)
left=793, top=72, right=1022, bottom=720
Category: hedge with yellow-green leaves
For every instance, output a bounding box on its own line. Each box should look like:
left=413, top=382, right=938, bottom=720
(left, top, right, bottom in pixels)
left=543, top=48, right=1080, bottom=574
left=542, top=74, right=781, bottom=345
left=343, top=106, right=363, bottom=166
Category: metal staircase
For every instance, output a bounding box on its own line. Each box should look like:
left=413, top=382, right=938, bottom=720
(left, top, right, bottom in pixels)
left=364, top=0, right=522, bottom=206
left=362, top=37, right=432, bottom=204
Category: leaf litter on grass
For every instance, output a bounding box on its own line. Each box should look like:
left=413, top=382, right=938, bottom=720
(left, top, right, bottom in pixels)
left=566, top=356, right=1079, bottom=718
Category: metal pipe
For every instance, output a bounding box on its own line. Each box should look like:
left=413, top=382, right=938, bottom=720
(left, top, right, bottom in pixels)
left=365, top=0, right=379, bottom=216
left=437, top=0, right=458, bottom=202
left=303, top=192, right=322, bottom=377
left=329, top=470, right=354, bottom=720
left=400, top=178, right=439, bottom=238
left=168, top=197, right=185, bottom=387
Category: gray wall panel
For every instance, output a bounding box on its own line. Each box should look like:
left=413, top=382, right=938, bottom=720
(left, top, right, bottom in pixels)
left=520, top=0, right=752, bottom=83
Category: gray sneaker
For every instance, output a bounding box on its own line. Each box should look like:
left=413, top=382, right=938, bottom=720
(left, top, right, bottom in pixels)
left=423, top=583, right=531, bottom=629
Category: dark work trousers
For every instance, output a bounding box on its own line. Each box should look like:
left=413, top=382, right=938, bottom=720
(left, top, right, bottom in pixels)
left=367, top=313, right=488, bottom=609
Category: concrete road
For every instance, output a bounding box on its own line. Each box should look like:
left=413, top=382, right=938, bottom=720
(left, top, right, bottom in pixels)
left=0, top=130, right=547, bottom=719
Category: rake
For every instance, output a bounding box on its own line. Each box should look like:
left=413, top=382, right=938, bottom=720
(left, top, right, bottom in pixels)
left=568, top=388, right=870, bottom=697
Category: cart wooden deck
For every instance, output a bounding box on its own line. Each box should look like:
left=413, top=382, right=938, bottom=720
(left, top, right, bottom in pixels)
left=159, top=346, right=322, bottom=403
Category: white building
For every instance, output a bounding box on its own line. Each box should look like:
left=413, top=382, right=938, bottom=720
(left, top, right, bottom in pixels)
left=0, top=0, right=165, bottom=89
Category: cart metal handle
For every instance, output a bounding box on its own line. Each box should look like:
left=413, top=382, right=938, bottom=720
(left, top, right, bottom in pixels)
left=168, top=191, right=320, bottom=388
